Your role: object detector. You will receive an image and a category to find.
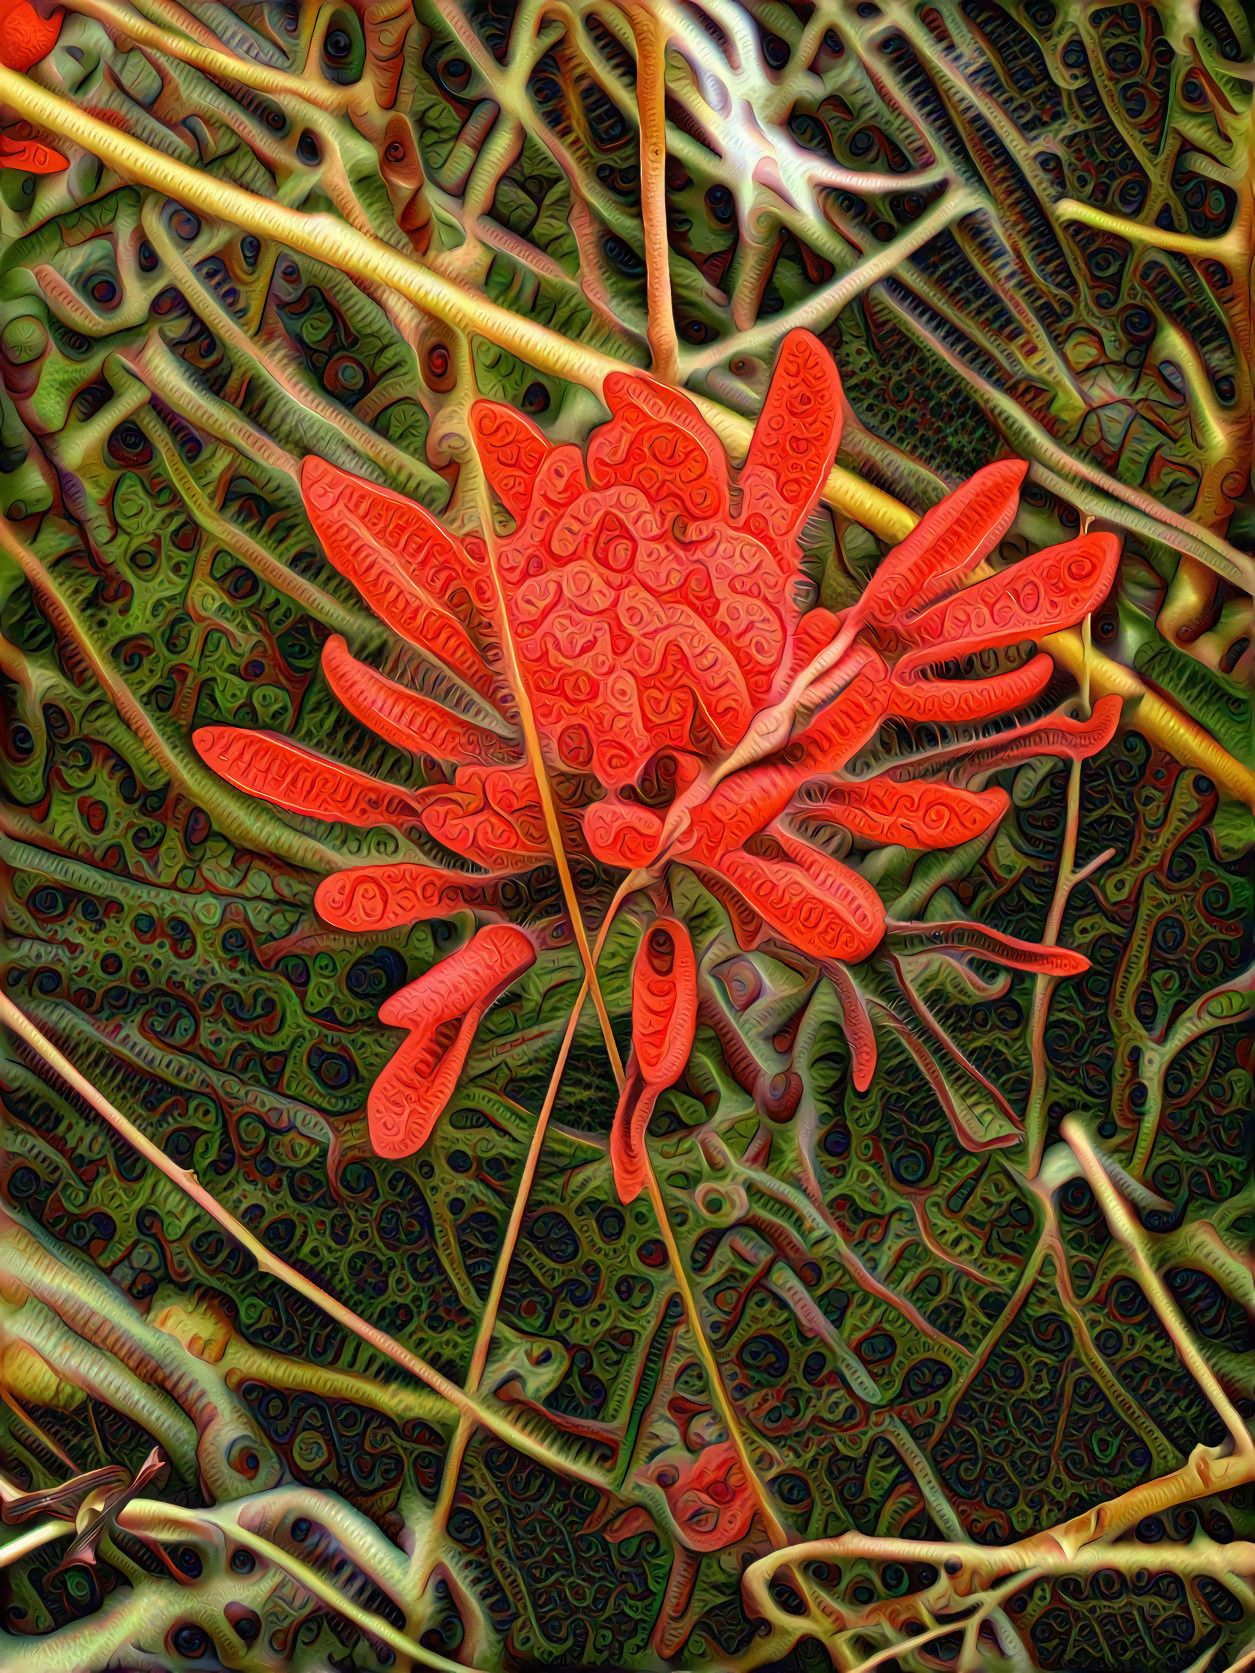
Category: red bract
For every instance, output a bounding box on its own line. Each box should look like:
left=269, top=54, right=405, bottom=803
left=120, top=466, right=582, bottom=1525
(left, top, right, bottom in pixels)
left=611, top=919, right=698, bottom=1204
left=193, top=330, right=1120, bottom=1158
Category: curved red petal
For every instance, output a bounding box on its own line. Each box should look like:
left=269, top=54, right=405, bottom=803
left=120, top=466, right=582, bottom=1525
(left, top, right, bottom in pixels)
left=610, top=1072, right=657, bottom=1206
left=861, top=459, right=1027, bottom=630
left=806, top=778, right=1008, bottom=849
left=193, top=727, right=427, bottom=825
left=888, top=920, right=1090, bottom=976
left=0, top=0, right=60, bottom=70
left=948, top=693, right=1123, bottom=783
left=631, top=918, right=698, bottom=1087
left=315, top=863, right=489, bottom=931
left=582, top=799, right=665, bottom=869
left=369, top=926, right=535, bottom=1157
left=421, top=763, right=550, bottom=869
left=470, top=400, right=553, bottom=520
left=0, top=134, right=66, bottom=171
left=715, top=846, right=883, bottom=964
left=588, top=371, right=729, bottom=525
left=895, top=531, right=1120, bottom=678
left=739, top=330, right=843, bottom=549
left=322, top=635, right=519, bottom=765
left=301, top=458, right=500, bottom=701
left=888, top=653, right=1054, bottom=723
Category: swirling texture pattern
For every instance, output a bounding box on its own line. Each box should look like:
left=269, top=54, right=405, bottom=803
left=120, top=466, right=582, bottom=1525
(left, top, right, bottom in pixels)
left=0, top=1, right=1251, bottom=1671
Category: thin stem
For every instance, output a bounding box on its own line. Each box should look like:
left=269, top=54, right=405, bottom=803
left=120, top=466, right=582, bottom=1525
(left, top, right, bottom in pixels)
left=0, top=1520, right=69, bottom=1569
left=0, top=993, right=610, bottom=1491
left=417, top=876, right=640, bottom=1577
left=624, top=3, right=678, bottom=382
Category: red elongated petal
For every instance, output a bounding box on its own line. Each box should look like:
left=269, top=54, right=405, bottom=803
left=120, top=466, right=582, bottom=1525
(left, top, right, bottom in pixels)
left=683, top=761, right=800, bottom=864
left=370, top=926, right=535, bottom=1157
left=887, top=920, right=1090, bottom=976
left=948, top=693, right=1123, bottom=783
left=301, top=458, right=499, bottom=701
left=861, top=459, right=1027, bottom=630
left=888, top=654, right=1054, bottom=723
left=193, top=727, right=427, bottom=825
left=588, top=371, right=729, bottom=524
left=470, top=400, right=553, bottom=519
left=0, top=133, right=65, bottom=171
left=828, top=964, right=877, bottom=1093
left=780, top=607, right=841, bottom=690
left=631, top=918, right=698, bottom=1086
left=380, top=924, right=535, bottom=1029
left=421, top=763, right=550, bottom=869
left=715, top=846, right=883, bottom=964
left=790, top=661, right=889, bottom=772
left=610, top=1072, right=658, bottom=1207
left=739, top=330, right=843, bottom=547
left=611, top=920, right=697, bottom=1202
left=804, top=778, right=1008, bottom=849
left=315, top=863, right=492, bottom=931
left=0, top=0, right=60, bottom=70
left=322, top=636, right=519, bottom=765
left=582, top=800, right=665, bottom=869
left=895, top=531, right=1120, bottom=677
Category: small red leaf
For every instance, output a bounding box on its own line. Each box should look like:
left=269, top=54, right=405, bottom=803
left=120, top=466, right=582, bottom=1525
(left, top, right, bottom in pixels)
left=471, top=400, right=553, bottom=519
left=315, top=863, right=492, bottom=932
left=894, top=532, right=1120, bottom=677
left=421, top=764, right=550, bottom=869
left=0, top=132, right=65, bottom=171
left=0, top=0, right=60, bottom=71
left=715, top=844, right=883, bottom=964
left=739, top=330, right=843, bottom=548
left=888, top=653, right=1055, bottom=723
left=861, top=459, right=1028, bottom=630
left=301, top=458, right=499, bottom=701
left=582, top=799, right=665, bottom=869
left=801, top=778, right=1008, bottom=850
left=588, top=371, right=729, bottom=525
left=370, top=926, right=535, bottom=1157
left=611, top=919, right=698, bottom=1204
left=887, top=920, right=1091, bottom=976
left=193, top=728, right=427, bottom=825
left=948, top=693, right=1123, bottom=782
left=663, top=1441, right=756, bottom=1551
left=322, top=635, right=518, bottom=765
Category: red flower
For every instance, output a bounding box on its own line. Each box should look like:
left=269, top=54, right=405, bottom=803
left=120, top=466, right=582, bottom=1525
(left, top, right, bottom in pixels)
left=194, top=331, right=1120, bottom=1161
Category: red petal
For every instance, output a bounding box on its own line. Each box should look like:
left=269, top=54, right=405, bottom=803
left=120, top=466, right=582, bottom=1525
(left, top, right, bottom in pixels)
left=370, top=926, right=535, bottom=1157
left=611, top=919, right=697, bottom=1203
left=790, top=661, right=889, bottom=772
left=888, top=654, right=1054, bottom=723
left=683, top=762, right=800, bottom=864
left=470, top=401, right=552, bottom=519
left=588, top=371, right=729, bottom=524
left=715, top=845, right=883, bottom=964
left=322, top=635, right=519, bottom=765
left=0, top=2, right=60, bottom=70
left=739, top=330, right=843, bottom=548
left=582, top=799, right=665, bottom=869
left=193, top=727, right=427, bottom=825
left=780, top=607, right=841, bottom=689
left=631, top=919, right=698, bottom=1086
left=948, top=693, right=1123, bottom=782
left=301, top=458, right=499, bottom=701
left=315, top=863, right=491, bottom=931
left=805, top=779, right=1008, bottom=849
left=887, top=920, right=1090, bottom=976
left=421, top=763, right=550, bottom=869
left=0, top=134, right=65, bottom=171
left=895, top=532, right=1120, bottom=677
left=861, top=459, right=1027, bottom=630
left=609, top=1075, right=657, bottom=1207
